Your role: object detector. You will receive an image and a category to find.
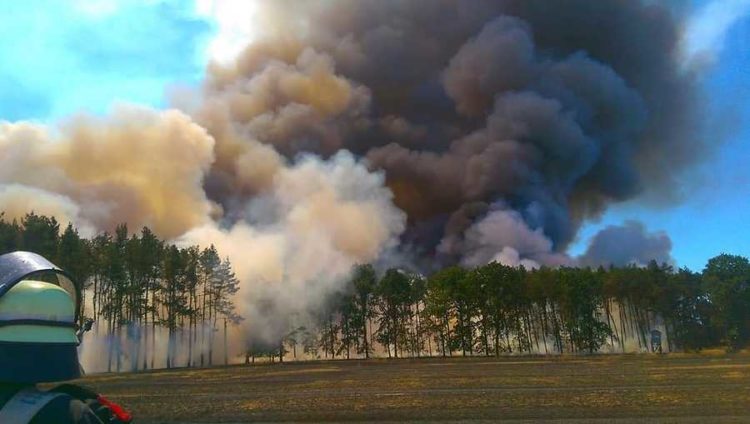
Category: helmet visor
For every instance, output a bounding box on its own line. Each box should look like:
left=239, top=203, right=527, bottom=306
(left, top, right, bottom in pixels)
left=0, top=252, right=80, bottom=320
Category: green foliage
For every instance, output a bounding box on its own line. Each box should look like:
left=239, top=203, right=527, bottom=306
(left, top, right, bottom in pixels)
left=703, top=254, right=750, bottom=350
left=351, top=264, right=376, bottom=357
left=315, top=253, right=750, bottom=358
left=0, top=214, right=22, bottom=255
left=375, top=268, right=413, bottom=357
left=20, top=212, right=60, bottom=259
left=557, top=268, right=611, bottom=353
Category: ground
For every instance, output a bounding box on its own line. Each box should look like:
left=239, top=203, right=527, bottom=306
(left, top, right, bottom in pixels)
left=76, top=353, right=750, bottom=423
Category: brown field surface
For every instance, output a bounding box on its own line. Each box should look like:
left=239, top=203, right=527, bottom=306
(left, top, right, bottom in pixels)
left=77, top=354, right=750, bottom=423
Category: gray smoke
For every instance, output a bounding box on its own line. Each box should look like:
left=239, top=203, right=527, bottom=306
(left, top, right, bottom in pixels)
left=196, top=0, right=703, bottom=268
left=579, top=220, right=674, bottom=267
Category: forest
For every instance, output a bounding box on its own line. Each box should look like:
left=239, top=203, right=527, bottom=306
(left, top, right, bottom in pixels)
left=0, top=212, right=241, bottom=371
left=1, top=213, right=749, bottom=371
left=298, top=254, right=749, bottom=361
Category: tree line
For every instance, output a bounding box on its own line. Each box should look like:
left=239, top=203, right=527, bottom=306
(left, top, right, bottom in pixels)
left=0, top=212, right=241, bottom=371
left=3, top=212, right=749, bottom=369
left=275, top=255, right=749, bottom=361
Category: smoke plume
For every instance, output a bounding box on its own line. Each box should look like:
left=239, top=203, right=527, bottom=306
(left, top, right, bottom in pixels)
left=178, top=152, right=405, bottom=341
left=191, top=0, right=699, bottom=271
left=0, top=0, right=705, bottom=343
left=579, top=221, right=674, bottom=267
left=0, top=106, right=216, bottom=238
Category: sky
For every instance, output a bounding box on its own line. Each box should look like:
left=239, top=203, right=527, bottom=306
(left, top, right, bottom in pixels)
left=0, top=0, right=211, bottom=120
left=569, top=0, right=750, bottom=271
left=0, top=0, right=747, bottom=272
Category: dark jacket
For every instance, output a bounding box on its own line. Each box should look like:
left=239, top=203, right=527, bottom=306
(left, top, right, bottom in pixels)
left=0, top=384, right=104, bottom=424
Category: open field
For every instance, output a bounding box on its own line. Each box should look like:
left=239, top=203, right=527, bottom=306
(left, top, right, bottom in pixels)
left=77, top=354, right=750, bottom=423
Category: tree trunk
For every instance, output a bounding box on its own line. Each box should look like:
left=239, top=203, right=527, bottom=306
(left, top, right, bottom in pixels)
left=363, top=315, right=369, bottom=359
left=224, top=318, right=229, bottom=366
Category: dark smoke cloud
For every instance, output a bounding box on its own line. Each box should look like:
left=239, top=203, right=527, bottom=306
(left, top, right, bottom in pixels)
left=196, top=0, right=704, bottom=268
left=579, top=220, right=674, bottom=267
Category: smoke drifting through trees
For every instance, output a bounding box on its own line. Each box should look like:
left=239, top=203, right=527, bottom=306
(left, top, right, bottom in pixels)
left=5, top=213, right=749, bottom=366
left=177, top=152, right=405, bottom=343
left=0, top=1, right=710, bottom=349
left=145, top=252, right=750, bottom=360
left=0, top=213, right=241, bottom=372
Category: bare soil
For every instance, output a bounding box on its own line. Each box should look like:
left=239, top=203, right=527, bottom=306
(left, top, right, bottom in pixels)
left=77, top=353, right=750, bottom=423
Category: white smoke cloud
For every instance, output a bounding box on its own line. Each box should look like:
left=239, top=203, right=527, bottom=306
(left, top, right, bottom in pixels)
left=178, top=151, right=406, bottom=342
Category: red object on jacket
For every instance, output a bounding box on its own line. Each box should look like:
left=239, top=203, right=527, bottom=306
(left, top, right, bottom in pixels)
left=96, top=395, right=132, bottom=423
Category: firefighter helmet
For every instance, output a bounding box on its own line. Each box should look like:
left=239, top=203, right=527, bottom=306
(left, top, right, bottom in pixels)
left=0, top=251, right=82, bottom=383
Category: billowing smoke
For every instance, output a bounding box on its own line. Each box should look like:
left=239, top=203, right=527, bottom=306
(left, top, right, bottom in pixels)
left=0, top=0, right=703, bottom=343
left=0, top=107, right=216, bottom=238
left=0, top=184, right=91, bottom=235
left=178, top=151, right=405, bottom=342
left=456, top=208, right=573, bottom=270
left=579, top=220, right=674, bottom=267
left=193, top=0, right=700, bottom=270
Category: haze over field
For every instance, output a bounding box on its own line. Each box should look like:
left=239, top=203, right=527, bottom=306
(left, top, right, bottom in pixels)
left=1, top=0, right=748, bottom=346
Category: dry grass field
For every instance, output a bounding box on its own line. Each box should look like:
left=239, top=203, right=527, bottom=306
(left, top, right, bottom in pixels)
left=77, top=353, right=750, bottom=423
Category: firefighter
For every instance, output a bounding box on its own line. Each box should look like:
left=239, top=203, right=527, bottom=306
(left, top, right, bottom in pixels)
left=0, top=251, right=131, bottom=423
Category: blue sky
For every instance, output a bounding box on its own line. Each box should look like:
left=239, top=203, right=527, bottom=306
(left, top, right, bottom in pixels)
left=0, top=0, right=747, bottom=271
left=570, top=3, right=750, bottom=271
left=0, top=0, right=211, bottom=120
